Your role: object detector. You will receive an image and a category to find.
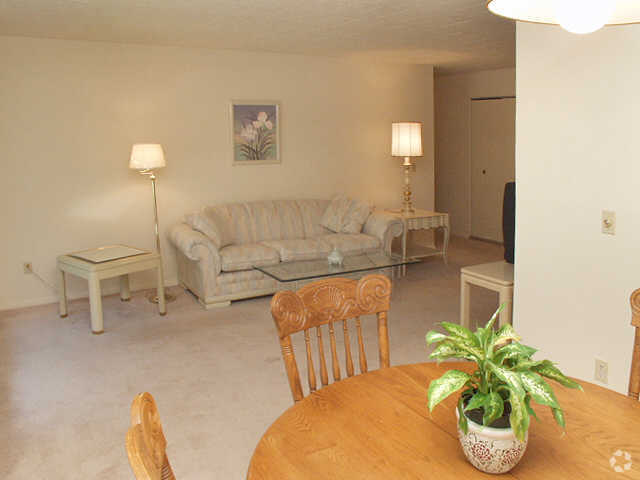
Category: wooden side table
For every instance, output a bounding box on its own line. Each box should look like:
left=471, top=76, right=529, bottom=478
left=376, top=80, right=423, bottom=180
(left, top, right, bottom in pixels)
left=57, top=249, right=166, bottom=334
left=385, top=209, right=450, bottom=275
left=460, top=260, right=514, bottom=329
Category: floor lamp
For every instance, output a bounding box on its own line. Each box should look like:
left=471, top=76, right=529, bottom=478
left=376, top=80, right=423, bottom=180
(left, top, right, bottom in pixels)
left=391, top=122, right=423, bottom=214
left=129, top=143, right=175, bottom=304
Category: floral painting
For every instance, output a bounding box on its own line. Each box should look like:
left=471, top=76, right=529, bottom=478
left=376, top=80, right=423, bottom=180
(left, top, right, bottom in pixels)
left=231, top=102, right=280, bottom=164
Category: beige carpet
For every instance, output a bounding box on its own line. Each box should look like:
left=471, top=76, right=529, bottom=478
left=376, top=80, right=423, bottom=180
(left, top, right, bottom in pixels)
left=0, top=237, right=502, bottom=479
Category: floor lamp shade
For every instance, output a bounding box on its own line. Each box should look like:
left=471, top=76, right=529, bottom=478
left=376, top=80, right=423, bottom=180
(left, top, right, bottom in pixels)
left=392, top=122, right=423, bottom=158
left=129, top=144, right=166, bottom=170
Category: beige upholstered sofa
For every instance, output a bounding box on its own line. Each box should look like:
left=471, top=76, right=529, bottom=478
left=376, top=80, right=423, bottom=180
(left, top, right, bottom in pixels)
left=169, top=198, right=403, bottom=308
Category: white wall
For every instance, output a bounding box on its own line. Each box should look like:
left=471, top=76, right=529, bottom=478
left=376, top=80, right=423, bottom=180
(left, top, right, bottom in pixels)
left=0, top=36, right=434, bottom=311
left=515, top=23, right=640, bottom=394
left=435, top=68, right=515, bottom=236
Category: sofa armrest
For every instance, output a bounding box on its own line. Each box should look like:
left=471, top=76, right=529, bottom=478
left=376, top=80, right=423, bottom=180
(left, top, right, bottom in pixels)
left=168, top=223, right=222, bottom=276
left=363, top=211, right=403, bottom=255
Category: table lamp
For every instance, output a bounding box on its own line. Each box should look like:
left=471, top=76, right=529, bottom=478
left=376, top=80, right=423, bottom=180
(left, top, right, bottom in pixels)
left=129, top=143, right=174, bottom=303
left=392, top=122, right=423, bottom=214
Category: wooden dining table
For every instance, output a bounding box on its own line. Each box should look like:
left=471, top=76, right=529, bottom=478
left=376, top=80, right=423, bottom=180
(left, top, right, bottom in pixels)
left=247, top=362, right=640, bottom=479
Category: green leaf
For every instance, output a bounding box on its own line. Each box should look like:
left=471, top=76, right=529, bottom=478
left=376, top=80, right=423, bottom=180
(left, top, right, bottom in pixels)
left=447, top=336, right=484, bottom=361
left=552, top=407, right=566, bottom=429
left=457, top=397, right=469, bottom=434
left=483, top=391, right=504, bottom=426
left=426, top=330, right=448, bottom=345
left=428, top=370, right=471, bottom=412
left=488, top=362, right=525, bottom=397
left=525, top=395, right=539, bottom=421
left=440, top=322, right=479, bottom=346
left=492, top=323, right=522, bottom=348
left=520, top=371, right=560, bottom=408
left=494, top=343, right=538, bottom=365
left=484, top=304, right=504, bottom=332
left=513, top=359, right=546, bottom=370
left=474, top=327, right=489, bottom=350
left=509, top=390, right=529, bottom=442
left=429, top=341, right=473, bottom=362
left=532, top=361, right=583, bottom=391
left=464, top=392, right=488, bottom=412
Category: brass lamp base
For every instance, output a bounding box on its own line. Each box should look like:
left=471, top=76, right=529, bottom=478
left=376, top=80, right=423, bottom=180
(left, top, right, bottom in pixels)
left=402, top=159, right=416, bottom=214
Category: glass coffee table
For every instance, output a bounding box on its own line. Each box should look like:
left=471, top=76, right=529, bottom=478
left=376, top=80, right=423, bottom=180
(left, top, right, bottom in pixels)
left=255, top=252, right=418, bottom=289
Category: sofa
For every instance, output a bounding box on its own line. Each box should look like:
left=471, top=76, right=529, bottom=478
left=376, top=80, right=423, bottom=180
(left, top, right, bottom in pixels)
left=169, top=198, right=403, bottom=308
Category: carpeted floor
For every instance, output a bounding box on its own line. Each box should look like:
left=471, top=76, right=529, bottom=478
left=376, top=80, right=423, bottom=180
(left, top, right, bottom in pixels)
left=0, top=237, right=502, bottom=479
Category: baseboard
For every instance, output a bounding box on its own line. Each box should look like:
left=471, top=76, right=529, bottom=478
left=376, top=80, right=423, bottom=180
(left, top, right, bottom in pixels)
left=0, top=276, right=178, bottom=313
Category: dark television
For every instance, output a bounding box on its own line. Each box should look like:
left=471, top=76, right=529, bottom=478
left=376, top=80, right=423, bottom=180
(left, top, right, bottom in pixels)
left=503, top=182, right=515, bottom=264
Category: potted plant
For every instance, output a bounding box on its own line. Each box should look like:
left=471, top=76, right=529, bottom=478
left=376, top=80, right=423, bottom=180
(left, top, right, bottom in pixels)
left=426, top=306, right=582, bottom=474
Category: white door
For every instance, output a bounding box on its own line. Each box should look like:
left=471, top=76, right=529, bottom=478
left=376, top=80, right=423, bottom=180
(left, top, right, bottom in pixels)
left=470, top=97, right=516, bottom=242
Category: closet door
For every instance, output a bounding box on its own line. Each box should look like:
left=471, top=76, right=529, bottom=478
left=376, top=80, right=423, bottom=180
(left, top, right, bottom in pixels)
left=470, top=97, right=516, bottom=242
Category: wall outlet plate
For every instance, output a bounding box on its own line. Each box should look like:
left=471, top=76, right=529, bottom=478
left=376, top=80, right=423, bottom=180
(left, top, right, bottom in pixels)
left=602, top=210, right=616, bottom=235
left=595, top=358, right=608, bottom=384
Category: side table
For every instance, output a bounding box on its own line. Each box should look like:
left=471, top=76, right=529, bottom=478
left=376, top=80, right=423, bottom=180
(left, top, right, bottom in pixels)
left=460, top=260, right=514, bottom=329
left=385, top=209, right=450, bottom=275
left=57, top=249, right=166, bottom=334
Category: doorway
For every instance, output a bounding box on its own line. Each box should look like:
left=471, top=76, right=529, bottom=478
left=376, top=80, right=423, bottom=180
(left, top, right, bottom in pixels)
left=470, top=97, right=516, bottom=243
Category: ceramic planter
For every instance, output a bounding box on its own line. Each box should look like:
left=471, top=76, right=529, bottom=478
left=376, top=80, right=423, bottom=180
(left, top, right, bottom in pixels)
left=455, top=409, right=528, bottom=474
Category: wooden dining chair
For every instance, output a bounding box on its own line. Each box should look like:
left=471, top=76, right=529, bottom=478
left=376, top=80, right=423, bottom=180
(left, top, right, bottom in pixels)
left=126, top=392, right=176, bottom=480
left=271, top=274, right=392, bottom=403
left=629, top=289, right=640, bottom=399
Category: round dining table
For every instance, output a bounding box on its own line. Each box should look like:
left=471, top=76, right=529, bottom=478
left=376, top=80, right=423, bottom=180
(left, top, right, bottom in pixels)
left=247, top=362, right=640, bottom=479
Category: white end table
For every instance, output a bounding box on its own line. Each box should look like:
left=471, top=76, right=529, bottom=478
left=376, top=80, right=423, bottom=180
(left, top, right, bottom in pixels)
left=385, top=209, right=450, bottom=275
left=460, top=260, right=514, bottom=329
left=57, top=248, right=166, bottom=334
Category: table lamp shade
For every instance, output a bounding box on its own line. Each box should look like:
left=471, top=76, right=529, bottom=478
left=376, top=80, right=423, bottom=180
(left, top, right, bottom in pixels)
left=392, top=122, right=423, bottom=157
left=129, top=144, right=166, bottom=170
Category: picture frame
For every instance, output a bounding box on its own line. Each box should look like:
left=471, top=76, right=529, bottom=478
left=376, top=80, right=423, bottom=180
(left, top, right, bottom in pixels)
left=230, top=100, right=281, bottom=165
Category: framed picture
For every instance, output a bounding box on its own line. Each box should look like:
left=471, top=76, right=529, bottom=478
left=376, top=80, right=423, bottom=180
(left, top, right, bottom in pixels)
left=231, top=101, right=280, bottom=165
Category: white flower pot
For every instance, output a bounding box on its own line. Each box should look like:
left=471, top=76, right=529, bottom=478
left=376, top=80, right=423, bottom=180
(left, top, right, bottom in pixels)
left=455, top=409, right=528, bottom=474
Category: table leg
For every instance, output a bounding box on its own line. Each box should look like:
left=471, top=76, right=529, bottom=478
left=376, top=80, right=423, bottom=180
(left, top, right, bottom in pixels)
left=88, top=276, right=104, bottom=334
left=442, top=224, right=450, bottom=265
left=58, top=268, right=68, bottom=318
left=156, top=264, right=166, bottom=316
left=499, top=286, right=514, bottom=327
left=401, top=221, right=408, bottom=277
left=460, top=275, right=471, bottom=329
left=119, top=274, right=131, bottom=301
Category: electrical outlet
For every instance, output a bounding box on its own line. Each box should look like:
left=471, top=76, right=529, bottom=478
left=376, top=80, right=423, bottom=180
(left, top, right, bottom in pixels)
left=23, top=262, right=33, bottom=274
left=595, top=358, right=608, bottom=384
left=602, top=210, right=616, bottom=235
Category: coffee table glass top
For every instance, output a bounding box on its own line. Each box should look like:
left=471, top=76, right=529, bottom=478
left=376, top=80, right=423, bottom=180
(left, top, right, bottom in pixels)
left=255, top=252, right=417, bottom=283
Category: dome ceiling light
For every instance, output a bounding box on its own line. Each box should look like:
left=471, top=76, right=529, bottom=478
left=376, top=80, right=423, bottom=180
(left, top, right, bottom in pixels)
left=487, top=0, right=640, bottom=34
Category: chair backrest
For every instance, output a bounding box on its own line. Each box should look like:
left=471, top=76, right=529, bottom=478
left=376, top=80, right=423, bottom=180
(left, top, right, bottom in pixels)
left=271, top=274, right=392, bottom=402
left=126, top=392, right=176, bottom=480
left=629, top=289, right=640, bottom=399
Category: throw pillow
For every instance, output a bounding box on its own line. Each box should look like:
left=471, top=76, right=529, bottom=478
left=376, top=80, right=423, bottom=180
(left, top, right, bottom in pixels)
left=320, top=195, right=353, bottom=233
left=341, top=199, right=371, bottom=234
left=185, top=206, right=234, bottom=249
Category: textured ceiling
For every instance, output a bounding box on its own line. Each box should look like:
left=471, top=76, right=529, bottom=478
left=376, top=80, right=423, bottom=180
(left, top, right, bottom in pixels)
left=0, top=0, right=515, bottom=74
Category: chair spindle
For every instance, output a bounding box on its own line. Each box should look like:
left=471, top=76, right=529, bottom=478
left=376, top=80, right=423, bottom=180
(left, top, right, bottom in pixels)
left=328, top=321, right=341, bottom=381
left=355, top=316, right=368, bottom=374
left=316, top=326, right=329, bottom=387
left=304, top=329, right=317, bottom=393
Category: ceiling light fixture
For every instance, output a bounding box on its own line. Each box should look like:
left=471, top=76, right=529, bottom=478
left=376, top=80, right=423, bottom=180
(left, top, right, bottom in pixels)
left=487, top=0, right=640, bottom=35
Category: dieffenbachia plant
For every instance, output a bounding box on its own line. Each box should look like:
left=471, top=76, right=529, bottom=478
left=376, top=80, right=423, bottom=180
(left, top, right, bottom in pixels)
left=426, top=306, right=582, bottom=441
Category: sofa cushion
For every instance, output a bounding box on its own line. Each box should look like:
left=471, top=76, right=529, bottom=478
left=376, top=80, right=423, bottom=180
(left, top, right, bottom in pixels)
left=261, top=238, right=332, bottom=262
left=296, top=199, right=331, bottom=238
left=219, top=244, right=280, bottom=272
left=342, top=198, right=372, bottom=234
left=320, top=233, right=381, bottom=256
left=185, top=206, right=234, bottom=249
left=320, top=195, right=353, bottom=233
left=320, top=195, right=372, bottom=234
